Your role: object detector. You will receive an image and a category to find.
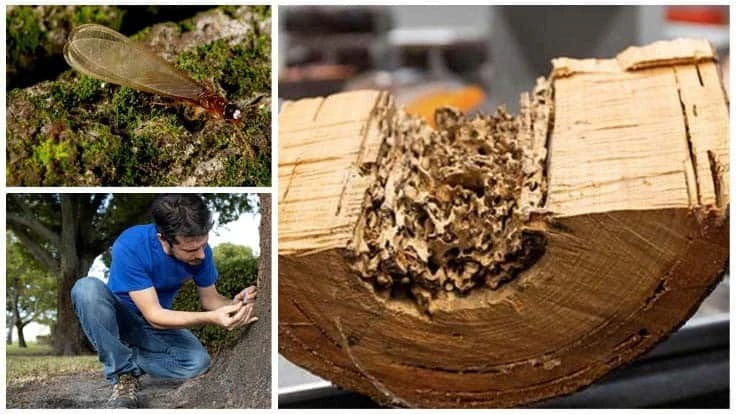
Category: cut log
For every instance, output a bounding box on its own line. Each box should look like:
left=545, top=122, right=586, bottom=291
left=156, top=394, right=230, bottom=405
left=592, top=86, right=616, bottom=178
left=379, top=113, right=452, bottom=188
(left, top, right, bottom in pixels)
left=278, top=39, right=729, bottom=407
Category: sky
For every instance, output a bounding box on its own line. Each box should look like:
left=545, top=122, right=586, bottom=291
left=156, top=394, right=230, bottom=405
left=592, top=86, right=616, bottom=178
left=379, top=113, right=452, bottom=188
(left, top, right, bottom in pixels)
left=20, top=205, right=262, bottom=342
left=210, top=209, right=262, bottom=254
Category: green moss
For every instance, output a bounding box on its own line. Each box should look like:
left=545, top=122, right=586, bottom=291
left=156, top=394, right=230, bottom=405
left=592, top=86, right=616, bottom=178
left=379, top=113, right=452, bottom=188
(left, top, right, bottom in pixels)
left=42, top=85, right=71, bottom=120
left=237, top=105, right=271, bottom=186
left=6, top=7, right=45, bottom=69
left=33, top=137, right=70, bottom=166
left=116, top=115, right=191, bottom=185
left=49, top=83, right=73, bottom=107
left=72, top=76, right=103, bottom=103
left=48, top=75, right=102, bottom=110
left=176, top=33, right=270, bottom=101
left=7, top=88, right=25, bottom=103
left=110, top=87, right=147, bottom=130
left=78, top=124, right=121, bottom=184
left=113, top=133, right=159, bottom=186
left=222, top=152, right=271, bottom=186
left=129, top=26, right=152, bottom=41
left=219, top=6, right=240, bottom=19
left=251, top=5, right=271, bottom=19
left=70, top=6, right=124, bottom=29
left=176, top=40, right=230, bottom=82
left=220, top=5, right=270, bottom=19
left=132, top=115, right=188, bottom=145
left=242, top=105, right=271, bottom=136
left=178, top=19, right=196, bottom=33
left=222, top=37, right=270, bottom=100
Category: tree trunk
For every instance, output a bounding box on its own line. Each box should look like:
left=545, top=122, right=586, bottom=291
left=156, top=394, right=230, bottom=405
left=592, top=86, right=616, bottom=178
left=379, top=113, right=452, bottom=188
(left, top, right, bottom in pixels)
left=278, top=39, right=729, bottom=407
left=16, top=322, right=27, bottom=348
left=171, top=194, right=272, bottom=408
left=7, top=295, right=17, bottom=345
left=54, top=195, right=93, bottom=355
left=11, top=299, right=28, bottom=348
left=55, top=267, right=92, bottom=355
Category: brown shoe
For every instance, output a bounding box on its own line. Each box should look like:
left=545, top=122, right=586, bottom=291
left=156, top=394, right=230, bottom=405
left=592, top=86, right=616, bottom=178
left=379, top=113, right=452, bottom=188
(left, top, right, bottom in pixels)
left=106, top=373, right=141, bottom=408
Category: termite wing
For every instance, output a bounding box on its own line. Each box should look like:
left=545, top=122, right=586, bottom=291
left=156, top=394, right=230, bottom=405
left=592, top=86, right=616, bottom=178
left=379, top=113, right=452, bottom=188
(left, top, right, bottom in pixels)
left=63, top=24, right=242, bottom=122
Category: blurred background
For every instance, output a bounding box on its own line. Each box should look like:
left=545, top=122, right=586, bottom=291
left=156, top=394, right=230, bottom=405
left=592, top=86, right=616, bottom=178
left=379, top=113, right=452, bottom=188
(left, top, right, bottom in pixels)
left=278, top=5, right=729, bottom=408
left=279, top=5, right=729, bottom=122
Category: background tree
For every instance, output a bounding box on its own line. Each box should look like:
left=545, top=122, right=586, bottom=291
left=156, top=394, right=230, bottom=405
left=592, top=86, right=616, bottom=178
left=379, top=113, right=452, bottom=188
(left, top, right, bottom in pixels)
left=6, top=314, right=12, bottom=345
left=6, top=233, right=57, bottom=348
left=6, top=193, right=254, bottom=355
left=172, top=193, right=271, bottom=408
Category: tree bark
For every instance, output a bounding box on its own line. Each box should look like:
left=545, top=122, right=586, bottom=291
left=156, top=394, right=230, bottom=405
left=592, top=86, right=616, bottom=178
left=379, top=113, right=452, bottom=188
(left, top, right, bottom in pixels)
left=16, top=324, right=27, bottom=348
left=14, top=306, right=27, bottom=348
left=7, top=294, right=17, bottom=345
left=52, top=195, right=90, bottom=355
left=55, top=263, right=92, bottom=355
left=171, top=194, right=272, bottom=408
left=278, top=39, right=729, bottom=407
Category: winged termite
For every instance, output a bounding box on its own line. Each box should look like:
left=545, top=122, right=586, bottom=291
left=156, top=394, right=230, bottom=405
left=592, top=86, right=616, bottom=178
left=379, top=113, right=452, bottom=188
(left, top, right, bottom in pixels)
left=63, top=24, right=242, bottom=122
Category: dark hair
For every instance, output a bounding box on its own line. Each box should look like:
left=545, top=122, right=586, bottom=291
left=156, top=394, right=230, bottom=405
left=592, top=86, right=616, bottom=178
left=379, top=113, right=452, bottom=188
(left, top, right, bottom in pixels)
left=151, top=194, right=214, bottom=245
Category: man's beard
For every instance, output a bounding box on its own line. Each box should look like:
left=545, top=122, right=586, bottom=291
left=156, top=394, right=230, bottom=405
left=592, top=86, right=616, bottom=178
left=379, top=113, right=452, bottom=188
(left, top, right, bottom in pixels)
left=172, top=254, right=203, bottom=266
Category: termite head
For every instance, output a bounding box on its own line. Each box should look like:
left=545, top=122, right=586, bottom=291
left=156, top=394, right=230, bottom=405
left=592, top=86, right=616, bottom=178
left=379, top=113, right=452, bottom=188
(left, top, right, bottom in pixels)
left=197, top=90, right=241, bottom=123
left=224, top=103, right=242, bottom=123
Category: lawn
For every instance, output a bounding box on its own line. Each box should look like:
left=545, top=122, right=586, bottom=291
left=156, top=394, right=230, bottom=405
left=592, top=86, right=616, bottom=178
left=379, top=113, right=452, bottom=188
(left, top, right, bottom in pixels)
left=7, top=342, right=102, bottom=386
left=7, top=342, right=55, bottom=356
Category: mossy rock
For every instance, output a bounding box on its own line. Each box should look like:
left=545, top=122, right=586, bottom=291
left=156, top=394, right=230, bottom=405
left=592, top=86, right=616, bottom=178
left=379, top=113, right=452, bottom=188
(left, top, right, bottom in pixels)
left=6, top=6, right=271, bottom=187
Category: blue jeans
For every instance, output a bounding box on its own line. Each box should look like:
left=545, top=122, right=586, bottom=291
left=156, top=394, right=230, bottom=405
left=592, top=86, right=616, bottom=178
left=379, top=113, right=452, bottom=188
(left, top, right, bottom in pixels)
left=71, top=277, right=210, bottom=385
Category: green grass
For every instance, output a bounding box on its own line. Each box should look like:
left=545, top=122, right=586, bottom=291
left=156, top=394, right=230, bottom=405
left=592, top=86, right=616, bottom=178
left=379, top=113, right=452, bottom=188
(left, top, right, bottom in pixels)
left=6, top=342, right=54, bottom=356
left=7, top=342, right=102, bottom=386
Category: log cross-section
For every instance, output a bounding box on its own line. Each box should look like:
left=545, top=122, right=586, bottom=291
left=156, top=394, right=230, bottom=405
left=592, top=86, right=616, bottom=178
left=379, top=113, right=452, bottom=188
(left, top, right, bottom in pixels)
left=278, top=39, right=729, bottom=408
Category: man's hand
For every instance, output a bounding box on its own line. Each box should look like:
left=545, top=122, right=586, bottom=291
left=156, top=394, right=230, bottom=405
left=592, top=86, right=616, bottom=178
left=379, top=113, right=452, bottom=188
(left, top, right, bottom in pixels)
left=211, top=301, right=258, bottom=331
left=233, top=285, right=257, bottom=305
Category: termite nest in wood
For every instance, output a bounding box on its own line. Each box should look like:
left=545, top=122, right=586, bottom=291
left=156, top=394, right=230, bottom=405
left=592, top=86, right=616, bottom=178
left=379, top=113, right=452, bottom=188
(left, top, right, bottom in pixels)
left=348, top=86, right=551, bottom=313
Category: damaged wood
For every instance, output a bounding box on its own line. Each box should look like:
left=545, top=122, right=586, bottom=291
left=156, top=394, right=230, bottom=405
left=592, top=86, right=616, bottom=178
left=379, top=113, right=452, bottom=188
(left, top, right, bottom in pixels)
left=278, top=39, right=729, bottom=407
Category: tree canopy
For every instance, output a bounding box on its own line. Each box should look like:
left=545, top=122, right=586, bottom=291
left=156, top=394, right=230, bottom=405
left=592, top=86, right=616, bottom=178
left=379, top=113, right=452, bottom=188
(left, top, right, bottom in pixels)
left=6, top=232, right=57, bottom=347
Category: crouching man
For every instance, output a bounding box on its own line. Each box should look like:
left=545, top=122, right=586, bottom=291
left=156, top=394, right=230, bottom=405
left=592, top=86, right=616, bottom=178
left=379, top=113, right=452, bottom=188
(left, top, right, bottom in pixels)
left=71, top=194, right=257, bottom=408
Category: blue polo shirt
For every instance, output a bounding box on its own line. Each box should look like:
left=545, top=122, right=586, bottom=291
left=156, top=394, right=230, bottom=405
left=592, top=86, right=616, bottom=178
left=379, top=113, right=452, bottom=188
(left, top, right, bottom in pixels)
left=108, top=224, right=218, bottom=314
